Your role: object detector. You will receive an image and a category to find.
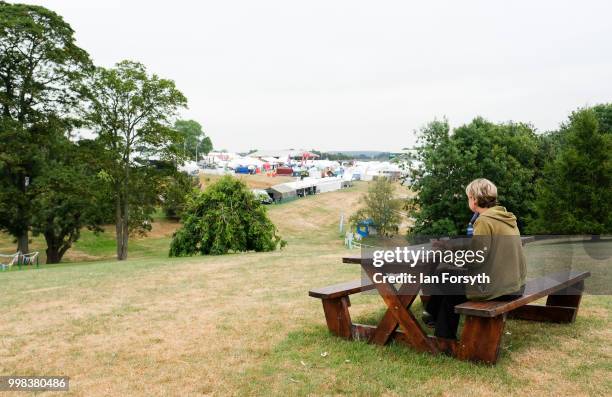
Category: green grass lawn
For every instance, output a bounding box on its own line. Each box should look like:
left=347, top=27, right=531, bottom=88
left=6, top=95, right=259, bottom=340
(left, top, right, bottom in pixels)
left=0, top=221, right=177, bottom=268
left=0, top=184, right=610, bottom=396
left=1, top=240, right=609, bottom=396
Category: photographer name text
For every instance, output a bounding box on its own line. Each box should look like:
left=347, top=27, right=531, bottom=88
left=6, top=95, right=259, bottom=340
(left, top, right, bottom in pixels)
left=371, top=272, right=490, bottom=285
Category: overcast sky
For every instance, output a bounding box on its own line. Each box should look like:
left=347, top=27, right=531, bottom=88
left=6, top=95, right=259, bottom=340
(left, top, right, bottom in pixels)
left=24, top=0, right=612, bottom=152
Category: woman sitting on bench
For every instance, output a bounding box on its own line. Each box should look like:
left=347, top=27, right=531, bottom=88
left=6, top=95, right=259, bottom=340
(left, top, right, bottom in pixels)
left=425, top=178, right=527, bottom=339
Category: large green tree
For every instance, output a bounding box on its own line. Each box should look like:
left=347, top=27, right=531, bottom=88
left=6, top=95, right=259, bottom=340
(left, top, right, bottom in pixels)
left=407, top=118, right=539, bottom=237
left=528, top=107, right=612, bottom=235
left=83, top=60, right=187, bottom=260
left=31, top=138, right=112, bottom=263
left=0, top=2, right=91, bottom=253
left=174, top=119, right=212, bottom=161
left=169, top=176, right=284, bottom=256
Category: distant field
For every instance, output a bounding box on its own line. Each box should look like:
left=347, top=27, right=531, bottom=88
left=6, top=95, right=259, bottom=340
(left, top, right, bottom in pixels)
left=199, top=172, right=296, bottom=189
left=0, top=181, right=610, bottom=396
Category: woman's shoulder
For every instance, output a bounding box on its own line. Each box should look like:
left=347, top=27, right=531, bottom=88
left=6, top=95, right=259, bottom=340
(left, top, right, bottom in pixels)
left=473, top=217, right=494, bottom=234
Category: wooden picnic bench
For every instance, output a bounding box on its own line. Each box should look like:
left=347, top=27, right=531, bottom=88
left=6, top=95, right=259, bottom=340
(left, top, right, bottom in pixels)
left=309, top=250, right=590, bottom=364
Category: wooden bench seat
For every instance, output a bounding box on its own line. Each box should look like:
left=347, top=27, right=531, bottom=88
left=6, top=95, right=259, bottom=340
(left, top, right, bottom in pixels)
left=308, top=279, right=376, bottom=338
left=455, top=270, right=590, bottom=319
left=308, top=279, right=375, bottom=299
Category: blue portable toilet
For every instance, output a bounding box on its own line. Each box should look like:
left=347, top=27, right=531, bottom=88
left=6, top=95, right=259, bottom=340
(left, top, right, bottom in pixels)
left=356, top=219, right=375, bottom=238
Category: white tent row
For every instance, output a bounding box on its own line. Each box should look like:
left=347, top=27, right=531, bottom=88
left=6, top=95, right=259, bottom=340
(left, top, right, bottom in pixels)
left=250, top=149, right=311, bottom=158
left=342, top=169, right=355, bottom=181
left=262, top=156, right=284, bottom=164
left=346, top=161, right=402, bottom=181
left=178, top=161, right=200, bottom=175
left=226, top=156, right=265, bottom=169
left=276, top=177, right=343, bottom=195
left=201, top=167, right=233, bottom=176
left=311, top=159, right=340, bottom=170
left=315, top=176, right=343, bottom=193
left=284, top=179, right=318, bottom=190
left=204, top=152, right=239, bottom=162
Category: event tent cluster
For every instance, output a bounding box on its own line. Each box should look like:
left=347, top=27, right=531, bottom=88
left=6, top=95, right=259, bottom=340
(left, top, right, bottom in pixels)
left=185, top=150, right=402, bottom=179
left=178, top=149, right=405, bottom=203
left=266, top=176, right=350, bottom=202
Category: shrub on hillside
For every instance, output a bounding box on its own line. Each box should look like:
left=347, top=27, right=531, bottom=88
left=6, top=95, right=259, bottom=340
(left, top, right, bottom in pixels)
left=169, top=176, right=285, bottom=256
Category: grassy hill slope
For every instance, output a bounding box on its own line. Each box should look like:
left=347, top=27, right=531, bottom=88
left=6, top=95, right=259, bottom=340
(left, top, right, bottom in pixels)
left=0, top=181, right=609, bottom=396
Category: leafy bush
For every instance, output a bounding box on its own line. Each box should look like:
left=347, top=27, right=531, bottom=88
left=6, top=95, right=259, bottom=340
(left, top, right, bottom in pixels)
left=350, top=178, right=401, bottom=237
left=169, top=176, right=285, bottom=256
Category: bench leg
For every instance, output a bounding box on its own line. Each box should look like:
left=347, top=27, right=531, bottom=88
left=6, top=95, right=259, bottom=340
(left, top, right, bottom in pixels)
left=321, top=296, right=353, bottom=339
left=457, top=315, right=505, bottom=364
left=545, top=280, right=584, bottom=322
left=508, top=304, right=578, bottom=323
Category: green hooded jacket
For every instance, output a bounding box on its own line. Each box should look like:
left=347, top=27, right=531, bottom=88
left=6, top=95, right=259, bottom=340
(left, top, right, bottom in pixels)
left=466, top=206, right=527, bottom=300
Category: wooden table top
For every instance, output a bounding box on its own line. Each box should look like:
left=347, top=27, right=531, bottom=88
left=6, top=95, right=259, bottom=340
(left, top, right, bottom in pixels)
left=343, top=235, right=535, bottom=264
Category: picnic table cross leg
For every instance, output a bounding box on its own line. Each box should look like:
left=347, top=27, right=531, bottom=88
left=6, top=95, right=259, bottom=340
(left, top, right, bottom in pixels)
left=370, top=284, right=420, bottom=345
left=362, top=264, right=437, bottom=354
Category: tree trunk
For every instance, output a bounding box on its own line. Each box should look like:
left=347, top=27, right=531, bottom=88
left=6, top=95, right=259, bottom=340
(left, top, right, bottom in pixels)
left=115, top=222, right=129, bottom=260
left=45, top=244, right=61, bottom=264
left=118, top=215, right=129, bottom=260
left=17, top=231, right=28, bottom=254
left=114, top=148, right=132, bottom=261
left=115, top=191, right=129, bottom=261
left=115, top=198, right=126, bottom=260
left=43, top=233, right=71, bottom=264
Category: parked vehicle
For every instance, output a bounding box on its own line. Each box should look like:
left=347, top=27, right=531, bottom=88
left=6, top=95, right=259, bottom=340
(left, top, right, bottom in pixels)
left=252, top=189, right=273, bottom=204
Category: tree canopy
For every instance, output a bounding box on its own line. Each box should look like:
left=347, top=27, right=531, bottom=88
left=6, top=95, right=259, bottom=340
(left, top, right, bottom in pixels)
left=0, top=1, right=91, bottom=254
left=406, top=118, right=539, bottom=237
left=83, top=60, right=188, bottom=260
left=174, top=119, right=213, bottom=161
left=528, top=107, right=612, bottom=234
left=161, top=171, right=199, bottom=220
left=169, top=176, right=284, bottom=256
left=31, top=137, right=111, bottom=263
left=350, top=177, right=401, bottom=237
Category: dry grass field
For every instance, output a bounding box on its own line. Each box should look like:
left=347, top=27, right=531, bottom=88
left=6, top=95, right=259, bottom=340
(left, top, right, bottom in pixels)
left=0, top=182, right=610, bottom=396
left=199, top=172, right=296, bottom=190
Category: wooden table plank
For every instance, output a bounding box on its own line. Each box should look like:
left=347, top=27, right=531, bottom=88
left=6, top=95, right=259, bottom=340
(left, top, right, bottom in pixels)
left=343, top=236, right=535, bottom=264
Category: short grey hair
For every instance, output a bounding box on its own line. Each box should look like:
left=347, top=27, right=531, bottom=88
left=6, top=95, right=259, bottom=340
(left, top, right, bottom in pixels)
left=465, top=178, right=498, bottom=208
